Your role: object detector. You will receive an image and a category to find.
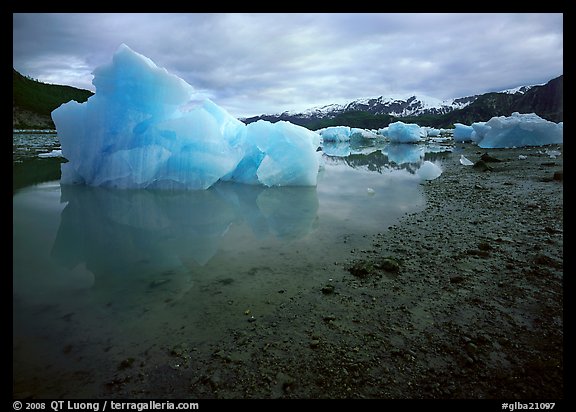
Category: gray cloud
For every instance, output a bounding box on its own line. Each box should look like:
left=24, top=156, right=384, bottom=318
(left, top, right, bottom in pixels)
left=13, top=13, right=563, bottom=118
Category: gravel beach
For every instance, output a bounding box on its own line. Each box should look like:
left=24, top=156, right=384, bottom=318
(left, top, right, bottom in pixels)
left=96, top=143, right=563, bottom=399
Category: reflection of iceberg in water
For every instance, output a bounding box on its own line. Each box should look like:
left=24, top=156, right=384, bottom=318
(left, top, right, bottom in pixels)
left=322, top=139, right=452, bottom=177
left=52, top=183, right=319, bottom=275
left=322, top=139, right=381, bottom=158
left=383, top=143, right=425, bottom=165
left=322, top=141, right=351, bottom=157
left=213, top=183, right=319, bottom=240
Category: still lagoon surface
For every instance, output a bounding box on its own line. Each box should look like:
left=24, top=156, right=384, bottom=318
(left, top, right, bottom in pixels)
left=13, top=132, right=452, bottom=397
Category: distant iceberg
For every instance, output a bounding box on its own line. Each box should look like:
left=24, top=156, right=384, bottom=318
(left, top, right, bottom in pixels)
left=317, top=126, right=352, bottom=142
left=350, top=128, right=378, bottom=139
left=52, top=44, right=321, bottom=190
left=453, top=123, right=475, bottom=142
left=387, top=121, right=422, bottom=143
left=472, top=112, right=563, bottom=148
left=317, top=126, right=378, bottom=142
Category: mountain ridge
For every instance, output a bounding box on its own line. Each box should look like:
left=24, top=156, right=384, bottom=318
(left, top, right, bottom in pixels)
left=13, top=68, right=94, bottom=129
left=243, top=76, right=562, bottom=129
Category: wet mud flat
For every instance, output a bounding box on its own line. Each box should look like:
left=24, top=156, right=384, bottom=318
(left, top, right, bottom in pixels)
left=14, top=143, right=564, bottom=399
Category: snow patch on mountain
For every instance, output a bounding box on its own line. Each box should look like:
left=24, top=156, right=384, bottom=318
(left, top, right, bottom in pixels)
left=274, top=93, right=479, bottom=120
left=497, top=84, right=541, bottom=95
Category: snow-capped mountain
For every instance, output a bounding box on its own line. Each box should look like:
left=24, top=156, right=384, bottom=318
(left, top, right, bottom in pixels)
left=270, top=94, right=479, bottom=120
left=242, top=76, right=561, bottom=128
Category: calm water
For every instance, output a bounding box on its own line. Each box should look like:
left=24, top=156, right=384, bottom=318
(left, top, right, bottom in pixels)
left=13, top=133, right=452, bottom=397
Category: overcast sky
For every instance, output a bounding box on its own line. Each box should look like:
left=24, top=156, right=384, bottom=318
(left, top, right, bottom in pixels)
left=13, top=13, right=563, bottom=118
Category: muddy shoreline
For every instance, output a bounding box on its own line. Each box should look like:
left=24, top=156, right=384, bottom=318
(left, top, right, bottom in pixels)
left=14, top=143, right=564, bottom=400
left=107, top=143, right=564, bottom=399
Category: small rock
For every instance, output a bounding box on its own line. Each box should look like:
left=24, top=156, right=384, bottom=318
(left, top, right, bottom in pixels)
left=473, top=160, right=493, bottom=172
left=466, top=249, right=490, bottom=258
left=149, top=279, right=170, bottom=288
left=118, top=357, right=135, bottom=370
left=378, top=257, right=400, bottom=273
left=478, top=241, right=491, bottom=251
left=171, top=343, right=189, bottom=357
left=323, top=314, right=336, bottom=322
left=533, top=254, right=561, bottom=268
left=465, top=342, right=478, bottom=354
left=276, top=372, right=296, bottom=392
left=321, top=284, right=335, bottom=294
left=450, top=275, right=465, bottom=284
left=480, top=152, right=502, bottom=162
left=544, top=226, right=562, bottom=235
left=310, top=339, right=320, bottom=348
left=248, top=316, right=256, bottom=323
left=348, top=261, right=375, bottom=278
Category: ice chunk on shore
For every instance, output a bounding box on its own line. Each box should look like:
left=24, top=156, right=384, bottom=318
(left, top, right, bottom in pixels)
left=460, top=155, right=474, bottom=166
left=387, top=121, right=422, bottom=143
left=52, top=44, right=320, bottom=189
left=545, top=149, right=561, bottom=158
left=38, top=149, right=63, bottom=158
left=417, top=161, right=442, bottom=180
left=472, top=112, right=563, bottom=149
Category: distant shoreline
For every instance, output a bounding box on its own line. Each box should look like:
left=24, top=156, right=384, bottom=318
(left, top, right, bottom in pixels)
left=13, top=128, right=56, bottom=133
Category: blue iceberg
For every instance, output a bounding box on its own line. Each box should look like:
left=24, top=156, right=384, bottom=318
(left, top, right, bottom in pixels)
left=387, top=121, right=422, bottom=143
left=453, top=123, right=475, bottom=142
left=318, top=126, right=352, bottom=142
left=52, top=44, right=321, bottom=190
left=472, top=112, right=563, bottom=149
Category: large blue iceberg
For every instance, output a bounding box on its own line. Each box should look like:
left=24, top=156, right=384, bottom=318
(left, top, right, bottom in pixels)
left=52, top=44, right=321, bottom=190
left=471, top=112, right=563, bottom=148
